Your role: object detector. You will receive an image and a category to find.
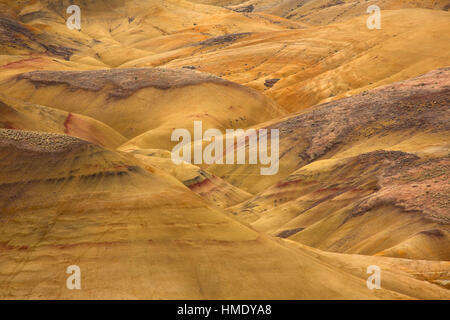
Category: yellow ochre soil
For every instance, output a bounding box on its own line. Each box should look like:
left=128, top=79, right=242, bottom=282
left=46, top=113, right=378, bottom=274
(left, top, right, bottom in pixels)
left=0, top=0, right=448, bottom=299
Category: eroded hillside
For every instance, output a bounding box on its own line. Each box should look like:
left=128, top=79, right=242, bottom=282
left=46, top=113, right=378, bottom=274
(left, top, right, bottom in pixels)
left=0, top=0, right=448, bottom=299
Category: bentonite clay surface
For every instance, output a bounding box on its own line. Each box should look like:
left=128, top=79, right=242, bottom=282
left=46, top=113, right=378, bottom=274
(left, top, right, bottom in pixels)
left=0, top=0, right=449, bottom=300
left=271, top=67, right=450, bottom=163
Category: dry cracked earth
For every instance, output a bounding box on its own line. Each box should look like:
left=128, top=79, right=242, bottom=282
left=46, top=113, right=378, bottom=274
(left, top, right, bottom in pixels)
left=0, top=0, right=449, bottom=299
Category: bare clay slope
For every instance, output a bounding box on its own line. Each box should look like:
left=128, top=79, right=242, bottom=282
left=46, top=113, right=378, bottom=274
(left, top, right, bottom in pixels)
left=3, top=129, right=447, bottom=299
left=224, top=0, right=449, bottom=24
left=0, top=67, right=285, bottom=150
left=0, top=94, right=127, bottom=148
left=210, top=68, right=450, bottom=261
left=0, top=0, right=448, bottom=299
left=162, top=9, right=450, bottom=112
left=124, top=147, right=253, bottom=208
left=2, top=1, right=449, bottom=115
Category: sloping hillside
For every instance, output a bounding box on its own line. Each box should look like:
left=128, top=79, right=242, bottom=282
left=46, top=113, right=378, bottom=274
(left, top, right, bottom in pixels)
left=3, top=129, right=447, bottom=299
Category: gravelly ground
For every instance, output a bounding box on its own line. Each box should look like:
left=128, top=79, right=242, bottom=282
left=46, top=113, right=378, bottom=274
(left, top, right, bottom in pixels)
left=0, top=128, right=87, bottom=152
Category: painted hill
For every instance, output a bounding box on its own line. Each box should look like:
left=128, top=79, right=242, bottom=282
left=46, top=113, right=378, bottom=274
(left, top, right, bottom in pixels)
left=212, top=68, right=449, bottom=261
left=0, top=67, right=284, bottom=150
left=0, top=94, right=126, bottom=148
left=162, top=8, right=450, bottom=112
left=0, top=0, right=448, bottom=299
left=1, top=1, right=448, bottom=114
left=3, top=129, right=448, bottom=299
